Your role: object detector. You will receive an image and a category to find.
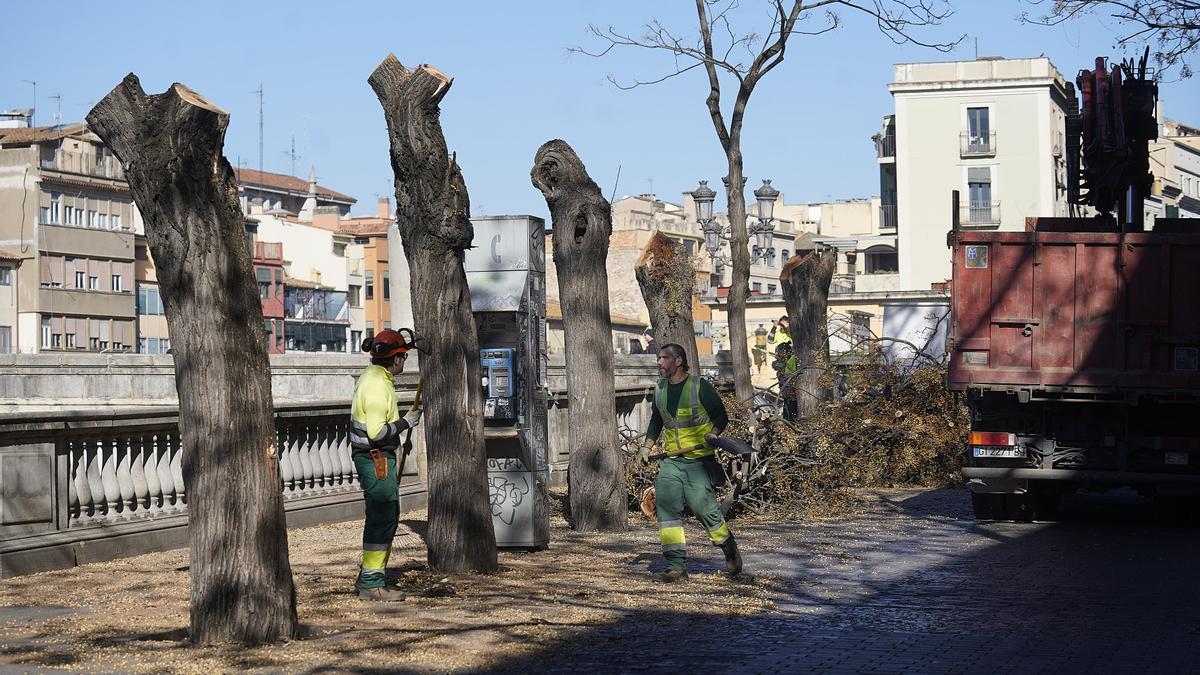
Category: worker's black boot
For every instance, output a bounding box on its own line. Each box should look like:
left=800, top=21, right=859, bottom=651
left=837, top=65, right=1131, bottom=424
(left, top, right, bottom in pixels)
left=719, top=536, right=743, bottom=576
left=654, top=568, right=689, bottom=583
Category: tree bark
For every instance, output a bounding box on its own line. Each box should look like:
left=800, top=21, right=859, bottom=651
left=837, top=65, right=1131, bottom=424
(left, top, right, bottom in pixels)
left=723, top=167, right=754, bottom=403
left=86, top=75, right=297, bottom=645
left=370, top=56, right=498, bottom=572
left=779, top=244, right=837, bottom=417
left=635, top=231, right=699, bottom=370
left=531, top=139, right=627, bottom=533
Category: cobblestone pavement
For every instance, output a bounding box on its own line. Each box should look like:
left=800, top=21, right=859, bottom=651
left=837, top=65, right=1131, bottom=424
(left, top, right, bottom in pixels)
left=501, top=489, right=1200, bottom=674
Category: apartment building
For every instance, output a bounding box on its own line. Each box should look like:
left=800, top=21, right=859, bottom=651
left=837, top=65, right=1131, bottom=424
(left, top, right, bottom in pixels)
left=236, top=167, right=356, bottom=218
left=883, top=56, right=1072, bottom=291
left=0, top=124, right=139, bottom=353
left=0, top=249, right=26, bottom=352
left=339, top=197, right=393, bottom=343
left=1148, top=115, right=1200, bottom=222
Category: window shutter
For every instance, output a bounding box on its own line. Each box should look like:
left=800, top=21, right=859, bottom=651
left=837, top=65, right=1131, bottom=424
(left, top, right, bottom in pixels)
left=967, top=167, right=991, bottom=183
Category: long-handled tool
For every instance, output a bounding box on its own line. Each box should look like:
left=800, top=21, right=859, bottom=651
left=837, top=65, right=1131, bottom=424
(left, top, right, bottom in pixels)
left=398, top=380, right=423, bottom=474
left=644, top=434, right=755, bottom=461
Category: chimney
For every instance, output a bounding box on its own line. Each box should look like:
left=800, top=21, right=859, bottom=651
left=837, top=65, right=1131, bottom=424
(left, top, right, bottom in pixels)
left=377, top=196, right=391, bottom=219
left=313, top=205, right=340, bottom=231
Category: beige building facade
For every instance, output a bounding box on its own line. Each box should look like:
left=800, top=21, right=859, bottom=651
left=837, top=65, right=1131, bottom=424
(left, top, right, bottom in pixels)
left=0, top=124, right=139, bottom=354
left=885, top=57, right=1072, bottom=291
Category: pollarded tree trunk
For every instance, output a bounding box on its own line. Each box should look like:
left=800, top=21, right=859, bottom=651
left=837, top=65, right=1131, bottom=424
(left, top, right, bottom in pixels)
left=635, top=231, right=699, bottom=370
left=724, top=168, right=755, bottom=403
left=369, top=56, right=497, bottom=572
left=531, top=139, right=627, bottom=533
left=779, top=244, right=837, bottom=417
left=86, top=75, right=297, bottom=645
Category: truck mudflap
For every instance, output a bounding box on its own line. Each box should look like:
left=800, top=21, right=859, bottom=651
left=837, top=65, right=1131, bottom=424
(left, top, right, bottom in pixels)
left=963, top=467, right=1200, bottom=487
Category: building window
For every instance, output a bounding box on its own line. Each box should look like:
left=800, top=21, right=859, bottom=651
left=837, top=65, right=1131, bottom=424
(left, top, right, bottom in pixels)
left=767, top=249, right=777, bottom=267
left=65, top=333, right=76, bottom=349
left=365, top=322, right=374, bottom=338
left=365, top=271, right=374, bottom=300
left=41, top=318, right=51, bottom=348
left=138, top=286, right=165, bottom=315
left=865, top=245, right=899, bottom=274
left=752, top=282, right=762, bottom=293
left=0, top=326, right=11, bottom=354
left=968, top=167, right=993, bottom=223
left=52, top=333, right=62, bottom=348
left=111, top=274, right=122, bottom=292
left=781, top=249, right=789, bottom=266
left=349, top=285, right=361, bottom=307
left=88, top=276, right=98, bottom=290
left=383, top=271, right=390, bottom=300
left=767, top=283, right=777, bottom=295
left=966, top=107, right=990, bottom=152
left=351, top=330, right=362, bottom=348
left=41, top=192, right=61, bottom=224
left=75, top=271, right=86, bottom=288
left=88, top=211, right=99, bottom=228
left=90, top=336, right=99, bottom=350
left=257, top=268, right=271, bottom=299
left=111, top=213, right=122, bottom=230
left=0, top=266, right=11, bottom=286
left=274, top=269, right=283, bottom=298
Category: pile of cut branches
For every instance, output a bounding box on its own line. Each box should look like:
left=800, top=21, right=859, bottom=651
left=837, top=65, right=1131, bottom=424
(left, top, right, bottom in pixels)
left=622, top=355, right=968, bottom=519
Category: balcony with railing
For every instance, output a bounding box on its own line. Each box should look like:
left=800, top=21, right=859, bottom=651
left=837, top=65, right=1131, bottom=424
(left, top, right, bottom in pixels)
left=960, top=131, right=997, bottom=157
left=874, top=134, right=895, bottom=161
left=41, top=151, right=126, bottom=181
left=830, top=273, right=856, bottom=295
left=254, top=241, right=283, bottom=261
left=961, top=201, right=1001, bottom=226
left=879, top=204, right=897, bottom=232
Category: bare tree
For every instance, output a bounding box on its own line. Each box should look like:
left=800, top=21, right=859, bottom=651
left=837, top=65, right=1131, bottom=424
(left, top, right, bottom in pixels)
left=87, top=75, right=297, bottom=644
left=531, top=139, right=627, bottom=532
left=1023, top=1, right=1200, bottom=77
left=635, top=231, right=700, bottom=370
left=370, top=56, right=498, bottom=572
left=779, top=244, right=837, bottom=416
left=575, top=0, right=958, bottom=402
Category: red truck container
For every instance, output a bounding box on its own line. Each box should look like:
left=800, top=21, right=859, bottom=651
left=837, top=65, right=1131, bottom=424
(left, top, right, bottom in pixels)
left=949, top=217, right=1200, bottom=520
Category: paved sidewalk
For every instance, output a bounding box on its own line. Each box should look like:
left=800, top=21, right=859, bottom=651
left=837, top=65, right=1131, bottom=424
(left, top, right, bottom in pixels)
left=3, top=489, right=1199, bottom=672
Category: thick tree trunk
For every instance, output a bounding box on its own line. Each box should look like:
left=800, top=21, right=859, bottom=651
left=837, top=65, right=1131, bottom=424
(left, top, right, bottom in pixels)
left=635, top=231, right=699, bottom=370
left=86, top=75, right=297, bottom=645
left=370, top=56, right=498, bottom=572
left=531, top=139, right=626, bottom=533
left=724, top=164, right=754, bottom=402
left=779, top=245, right=837, bottom=417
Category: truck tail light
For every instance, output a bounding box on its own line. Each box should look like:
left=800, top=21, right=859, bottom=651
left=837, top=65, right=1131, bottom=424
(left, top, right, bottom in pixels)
left=970, top=431, right=1015, bottom=446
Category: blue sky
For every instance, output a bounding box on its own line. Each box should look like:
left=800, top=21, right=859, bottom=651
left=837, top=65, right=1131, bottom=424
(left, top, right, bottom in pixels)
left=3, top=1, right=1196, bottom=220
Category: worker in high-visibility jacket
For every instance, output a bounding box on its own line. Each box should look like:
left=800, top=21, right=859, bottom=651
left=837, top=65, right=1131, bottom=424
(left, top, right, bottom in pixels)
left=767, top=315, right=792, bottom=351
left=640, top=343, right=743, bottom=582
left=348, top=329, right=422, bottom=601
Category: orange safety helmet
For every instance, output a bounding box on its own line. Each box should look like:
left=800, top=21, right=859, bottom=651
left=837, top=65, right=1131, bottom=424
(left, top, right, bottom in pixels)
left=361, top=328, right=412, bottom=359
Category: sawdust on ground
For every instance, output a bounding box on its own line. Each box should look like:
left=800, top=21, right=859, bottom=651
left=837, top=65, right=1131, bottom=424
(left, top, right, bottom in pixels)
left=0, top=503, right=788, bottom=673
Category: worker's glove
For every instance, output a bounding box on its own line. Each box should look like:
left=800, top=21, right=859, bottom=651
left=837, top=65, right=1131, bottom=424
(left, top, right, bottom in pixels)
left=638, top=444, right=652, bottom=464
left=403, top=408, right=423, bottom=430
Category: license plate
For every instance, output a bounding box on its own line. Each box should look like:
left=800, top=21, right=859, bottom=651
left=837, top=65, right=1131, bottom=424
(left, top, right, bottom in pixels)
left=973, top=446, right=1024, bottom=458
left=1165, top=452, right=1189, bottom=466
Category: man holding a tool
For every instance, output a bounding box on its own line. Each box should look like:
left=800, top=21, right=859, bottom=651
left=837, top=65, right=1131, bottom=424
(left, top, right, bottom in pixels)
left=641, top=343, right=743, bottom=582
left=348, top=329, right=423, bottom=601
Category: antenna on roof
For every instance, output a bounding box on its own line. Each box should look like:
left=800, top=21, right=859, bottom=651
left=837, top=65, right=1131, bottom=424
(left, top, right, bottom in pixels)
left=281, top=135, right=301, bottom=177
left=254, top=84, right=264, bottom=174
left=49, top=94, right=62, bottom=125
left=22, top=80, right=36, bottom=126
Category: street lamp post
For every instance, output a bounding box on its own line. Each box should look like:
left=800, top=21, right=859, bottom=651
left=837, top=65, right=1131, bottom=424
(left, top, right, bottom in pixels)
left=692, top=178, right=780, bottom=278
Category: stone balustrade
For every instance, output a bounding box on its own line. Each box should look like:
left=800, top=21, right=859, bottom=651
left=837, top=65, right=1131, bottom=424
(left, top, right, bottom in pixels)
left=0, top=353, right=731, bottom=578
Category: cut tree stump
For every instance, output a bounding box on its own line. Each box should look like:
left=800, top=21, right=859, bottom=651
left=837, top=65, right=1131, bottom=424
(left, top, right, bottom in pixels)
left=779, top=244, right=837, bottom=417
left=531, top=139, right=627, bottom=532
left=87, top=75, right=297, bottom=645
left=370, top=55, right=497, bottom=572
left=635, top=231, right=699, bottom=370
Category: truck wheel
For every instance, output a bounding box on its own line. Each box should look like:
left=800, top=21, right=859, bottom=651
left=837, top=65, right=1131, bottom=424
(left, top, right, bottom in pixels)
left=971, top=493, right=1006, bottom=520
